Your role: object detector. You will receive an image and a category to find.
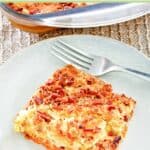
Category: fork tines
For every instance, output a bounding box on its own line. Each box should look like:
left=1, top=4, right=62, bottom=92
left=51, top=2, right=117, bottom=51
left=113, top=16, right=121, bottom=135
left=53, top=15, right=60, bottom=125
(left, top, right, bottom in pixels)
left=51, top=39, right=94, bottom=70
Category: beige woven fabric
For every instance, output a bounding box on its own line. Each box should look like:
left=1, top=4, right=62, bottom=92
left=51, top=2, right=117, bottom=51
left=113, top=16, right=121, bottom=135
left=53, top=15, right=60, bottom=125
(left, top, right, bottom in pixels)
left=0, top=12, right=149, bottom=65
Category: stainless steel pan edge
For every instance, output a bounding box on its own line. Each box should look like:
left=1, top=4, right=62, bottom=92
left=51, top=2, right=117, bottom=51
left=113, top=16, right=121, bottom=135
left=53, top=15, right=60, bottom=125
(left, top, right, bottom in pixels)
left=0, top=3, right=149, bottom=27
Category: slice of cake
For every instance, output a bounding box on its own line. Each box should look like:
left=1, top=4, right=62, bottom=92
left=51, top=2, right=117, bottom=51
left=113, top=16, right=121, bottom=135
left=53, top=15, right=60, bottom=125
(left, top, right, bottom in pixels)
left=14, top=65, right=136, bottom=150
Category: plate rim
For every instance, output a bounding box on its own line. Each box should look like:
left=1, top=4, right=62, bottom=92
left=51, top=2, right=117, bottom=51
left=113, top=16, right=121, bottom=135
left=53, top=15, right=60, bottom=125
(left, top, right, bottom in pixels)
left=0, top=34, right=149, bottom=71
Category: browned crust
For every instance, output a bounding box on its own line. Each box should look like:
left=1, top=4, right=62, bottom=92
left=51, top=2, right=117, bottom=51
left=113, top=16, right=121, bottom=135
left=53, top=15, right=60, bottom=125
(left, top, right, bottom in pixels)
left=24, top=132, right=121, bottom=150
left=24, top=133, right=60, bottom=150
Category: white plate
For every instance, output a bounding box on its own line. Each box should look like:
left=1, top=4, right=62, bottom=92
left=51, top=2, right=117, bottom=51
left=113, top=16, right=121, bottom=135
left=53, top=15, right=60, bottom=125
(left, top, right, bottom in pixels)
left=0, top=35, right=150, bottom=150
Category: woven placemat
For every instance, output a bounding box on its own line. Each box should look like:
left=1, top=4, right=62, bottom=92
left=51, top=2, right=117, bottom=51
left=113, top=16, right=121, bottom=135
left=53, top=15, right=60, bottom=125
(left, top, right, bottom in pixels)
left=0, top=12, right=149, bottom=65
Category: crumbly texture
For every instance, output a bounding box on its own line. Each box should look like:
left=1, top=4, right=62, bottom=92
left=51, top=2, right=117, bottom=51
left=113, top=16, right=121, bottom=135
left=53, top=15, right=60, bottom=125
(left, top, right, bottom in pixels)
left=7, top=2, right=86, bottom=15
left=14, top=65, right=136, bottom=150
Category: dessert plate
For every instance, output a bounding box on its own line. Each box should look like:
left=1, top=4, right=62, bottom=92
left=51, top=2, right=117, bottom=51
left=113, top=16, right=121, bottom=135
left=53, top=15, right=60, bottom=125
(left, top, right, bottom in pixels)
left=0, top=35, right=150, bottom=150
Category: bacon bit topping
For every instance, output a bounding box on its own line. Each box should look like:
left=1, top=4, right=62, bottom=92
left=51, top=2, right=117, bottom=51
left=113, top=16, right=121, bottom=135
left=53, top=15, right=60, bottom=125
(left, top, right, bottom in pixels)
left=113, top=136, right=121, bottom=144
left=118, top=107, right=122, bottom=113
left=24, top=133, right=31, bottom=139
left=53, top=98, right=63, bottom=104
left=50, top=93, right=59, bottom=100
left=106, top=100, right=112, bottom=105
left=50, top=97, right=75, bottom=106
left=107, top=106, right=115, bottom=111
left=55, top=87, right=65, bottom=96
left=101, top=84, right=112, bottom=96
left=37, top=111, right=52, bottom=123
left=95, top=93, right=102, bottom=99
left=67, top=132, right=76, bottom=141
left=53, top=70, right=62, bottom=80
left=65, top=64, right=78, bottom=75
left=29, top=9, right=39, bottom=15
left=123, top=101, right=130, bottom=106
left=102, top=84, right=112, bottom=92
left=46, top=79, right=54, bottom=86
left=88, top=136, right=94, bottom=140
left=41, top=85, right=48, bottom=91
left=63, top=97, right=75, bottom=104
left=44, top=94, right=60, bottom=105
left=79, top=125, right=83, bottom=129
left=86, top=77, right=95, bottom=85
left=123, top=115, right=128, bottom=122
left=80, top=88, right=97, bottom=96
left=27, top=100, right=34, bottom=107
left=108, top=131, right=116, bottom=136
left=43, top=87, right=65, bottom=104
left=91, top=99, right=104, bottom=105
left=16, top=8, right=23, bottom=12
left=96, top=143, right=104, bottom=149
left=83, top=128, right=100, bottom=134
left=52, top=104, right=63, bottom=111
left=121, top=94, right=126, bottom=97
left=83, top=128, right=94, bottom=132
left=59, top=74, right=74, bottom=87
left=60, top=146, right=65, bottom=149
left=121, top=94, right=131, bottom=106
left=34, top=97, right=43, bottom=105
left=43, top=99, right=51, bottom=105
left=64, top=76, right=74, bottom=86
left=86, top=80, right=92, bottom=85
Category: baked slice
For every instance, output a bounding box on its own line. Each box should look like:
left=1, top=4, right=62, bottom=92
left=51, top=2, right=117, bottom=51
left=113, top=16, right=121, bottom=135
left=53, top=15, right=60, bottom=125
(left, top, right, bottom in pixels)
left=14, top=65, right=136, bottom=150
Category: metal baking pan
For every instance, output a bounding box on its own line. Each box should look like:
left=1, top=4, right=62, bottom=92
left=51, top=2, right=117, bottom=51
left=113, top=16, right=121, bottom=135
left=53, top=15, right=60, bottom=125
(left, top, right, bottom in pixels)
left=0, top=3, right=150, bottom=28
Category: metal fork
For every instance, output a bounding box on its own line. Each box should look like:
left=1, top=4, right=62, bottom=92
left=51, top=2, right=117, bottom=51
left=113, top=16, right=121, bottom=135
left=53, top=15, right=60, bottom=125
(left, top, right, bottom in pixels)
left=51, top=40, right=150, bottom=81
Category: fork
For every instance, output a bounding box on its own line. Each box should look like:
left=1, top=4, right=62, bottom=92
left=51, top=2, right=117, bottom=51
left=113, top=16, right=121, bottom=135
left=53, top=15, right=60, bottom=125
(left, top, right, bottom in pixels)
left=51, top=40, right=150, bottom=81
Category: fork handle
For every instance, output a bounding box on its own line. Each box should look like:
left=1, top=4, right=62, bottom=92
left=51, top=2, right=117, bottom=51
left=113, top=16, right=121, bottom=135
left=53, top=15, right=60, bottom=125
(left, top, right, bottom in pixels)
left=122, top=67, right=150, bottom=81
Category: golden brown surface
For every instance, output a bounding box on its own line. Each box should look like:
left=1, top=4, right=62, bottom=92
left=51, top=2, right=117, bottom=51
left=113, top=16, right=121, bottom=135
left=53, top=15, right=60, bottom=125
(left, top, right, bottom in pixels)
left=7, top=2, right=86, bottom=15
left=14, top=65, right=136, bottom=150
